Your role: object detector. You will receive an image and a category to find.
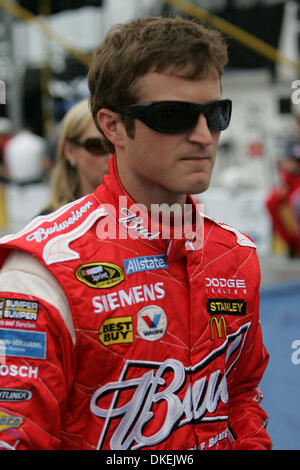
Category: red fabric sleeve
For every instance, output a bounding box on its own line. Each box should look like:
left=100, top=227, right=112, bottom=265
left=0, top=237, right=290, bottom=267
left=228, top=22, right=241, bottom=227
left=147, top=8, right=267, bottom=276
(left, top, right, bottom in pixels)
left=227, top=284, right=272, bottom=450
left=0, top=292, right=76, bottom=450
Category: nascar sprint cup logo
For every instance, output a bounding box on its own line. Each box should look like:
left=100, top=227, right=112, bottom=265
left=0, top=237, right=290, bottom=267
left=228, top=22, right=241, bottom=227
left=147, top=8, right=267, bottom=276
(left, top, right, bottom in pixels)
left=91, top=322, right=250, bottom=450
left=76, top=262, right=124, bottom=289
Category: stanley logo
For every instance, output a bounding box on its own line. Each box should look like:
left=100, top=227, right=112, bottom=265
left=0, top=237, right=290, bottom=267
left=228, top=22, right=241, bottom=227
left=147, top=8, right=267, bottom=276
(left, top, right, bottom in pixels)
left=75, top=262, right=124, bottom=289
left=210, top=316, right=227, bottom=340
left=207, top=298, right=246, bottom=316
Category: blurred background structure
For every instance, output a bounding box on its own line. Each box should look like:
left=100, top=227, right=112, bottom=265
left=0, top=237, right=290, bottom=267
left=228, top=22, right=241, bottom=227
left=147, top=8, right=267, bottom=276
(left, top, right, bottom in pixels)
left=0, top=0, right=300, bottom=449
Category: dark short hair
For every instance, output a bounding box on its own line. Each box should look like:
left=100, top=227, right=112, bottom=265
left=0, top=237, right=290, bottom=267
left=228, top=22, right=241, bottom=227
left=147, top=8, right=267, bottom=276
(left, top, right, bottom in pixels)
left=88, top=16, right=228, bottom=152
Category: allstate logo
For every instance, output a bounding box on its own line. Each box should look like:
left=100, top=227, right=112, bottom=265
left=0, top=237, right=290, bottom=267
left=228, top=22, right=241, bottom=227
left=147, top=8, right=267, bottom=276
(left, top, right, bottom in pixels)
left=137, top=305, right=167, bottom=341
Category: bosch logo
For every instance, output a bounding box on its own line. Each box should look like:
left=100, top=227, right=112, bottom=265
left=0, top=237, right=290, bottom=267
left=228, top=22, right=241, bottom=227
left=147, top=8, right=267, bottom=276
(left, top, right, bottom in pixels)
left=0, top=364, right=39, bottom=378
left=205, top=278, right=246, bottom=289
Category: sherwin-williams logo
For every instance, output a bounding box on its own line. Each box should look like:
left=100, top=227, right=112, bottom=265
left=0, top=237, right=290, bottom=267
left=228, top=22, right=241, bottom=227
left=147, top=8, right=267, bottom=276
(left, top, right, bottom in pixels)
left=0, top=410, right=23, bottom=432
left=0, top=329, right=46, bottom=359
left=99, top=316, right=133, bottom=346
left=137, top=306, right=167, bottom=341
left=75, top=262, right=124, bottom=289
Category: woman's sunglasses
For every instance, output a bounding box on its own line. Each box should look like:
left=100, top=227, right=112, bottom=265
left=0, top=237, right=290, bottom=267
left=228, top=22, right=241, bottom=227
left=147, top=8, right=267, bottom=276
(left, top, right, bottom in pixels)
left=70, top=137, right=108, bottom=156
left=113, top=99, right=232, bottom=134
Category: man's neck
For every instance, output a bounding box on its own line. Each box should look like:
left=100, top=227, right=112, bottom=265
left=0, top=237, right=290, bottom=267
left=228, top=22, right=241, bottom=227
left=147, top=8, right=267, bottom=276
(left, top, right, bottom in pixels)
left=115, top=159, right=188, bottom=211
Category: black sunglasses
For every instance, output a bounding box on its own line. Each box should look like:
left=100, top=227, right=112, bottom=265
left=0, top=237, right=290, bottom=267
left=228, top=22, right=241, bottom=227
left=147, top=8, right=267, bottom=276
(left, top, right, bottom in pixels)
left=70, top=137, right=107, bottom=155
left=114, top=99, right=232, bottom=133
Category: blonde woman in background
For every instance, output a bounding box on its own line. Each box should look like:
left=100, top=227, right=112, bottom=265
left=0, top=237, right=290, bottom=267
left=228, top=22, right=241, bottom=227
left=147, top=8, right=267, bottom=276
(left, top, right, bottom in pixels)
left=42, top=98, right=110, bottom=214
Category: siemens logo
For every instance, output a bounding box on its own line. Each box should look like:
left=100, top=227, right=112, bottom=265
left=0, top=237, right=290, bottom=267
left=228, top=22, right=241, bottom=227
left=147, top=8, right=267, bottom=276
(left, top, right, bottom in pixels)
left=92, top=282, right=165, bottom=314
left=123, top=255, right=168, bottom=274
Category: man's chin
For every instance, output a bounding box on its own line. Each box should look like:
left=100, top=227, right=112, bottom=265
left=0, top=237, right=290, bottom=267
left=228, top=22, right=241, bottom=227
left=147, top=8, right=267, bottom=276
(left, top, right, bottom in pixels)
left=186, top=179, right=210, bottom=196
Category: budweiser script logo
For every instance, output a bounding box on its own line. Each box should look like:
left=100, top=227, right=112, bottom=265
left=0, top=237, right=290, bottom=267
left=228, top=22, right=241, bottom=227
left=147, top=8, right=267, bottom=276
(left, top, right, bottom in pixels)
left=26, top=201, right=93, bottom=242
left=90, top=322, right=250, bottom=450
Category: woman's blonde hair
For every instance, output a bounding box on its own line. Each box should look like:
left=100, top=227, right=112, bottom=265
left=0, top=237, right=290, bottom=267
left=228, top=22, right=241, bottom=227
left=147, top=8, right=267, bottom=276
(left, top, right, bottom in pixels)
left=44, top=99, right=92, bottom=212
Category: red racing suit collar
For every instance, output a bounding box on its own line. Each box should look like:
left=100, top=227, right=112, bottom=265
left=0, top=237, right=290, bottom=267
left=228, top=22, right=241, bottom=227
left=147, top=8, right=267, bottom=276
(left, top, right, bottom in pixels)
left=94, top=155, right=204, bottom=261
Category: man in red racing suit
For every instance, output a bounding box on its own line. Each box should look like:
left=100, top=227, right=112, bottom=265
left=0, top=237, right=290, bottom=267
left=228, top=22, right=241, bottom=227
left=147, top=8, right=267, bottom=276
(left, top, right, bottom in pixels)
left=0, top=16, right=272, bottom=450
left=0, top=155, right=271, bottom=450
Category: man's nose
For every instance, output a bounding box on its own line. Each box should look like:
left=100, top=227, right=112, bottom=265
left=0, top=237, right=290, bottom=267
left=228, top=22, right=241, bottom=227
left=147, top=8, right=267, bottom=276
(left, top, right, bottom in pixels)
left=187, top=114, right=214, bottom=146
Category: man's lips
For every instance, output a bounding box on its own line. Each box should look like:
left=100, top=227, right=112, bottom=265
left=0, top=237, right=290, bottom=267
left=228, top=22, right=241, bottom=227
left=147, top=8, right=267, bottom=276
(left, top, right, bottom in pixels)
left=180, top=155, right=212, bottom=161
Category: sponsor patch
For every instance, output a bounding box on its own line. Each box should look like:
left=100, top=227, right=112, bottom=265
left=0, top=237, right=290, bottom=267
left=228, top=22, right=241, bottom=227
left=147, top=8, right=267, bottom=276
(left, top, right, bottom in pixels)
left=99, top=316, right=133, bottom=346
left=205, top=278, right=247, bottom=295
left=210, top=316, right=227, bottom=340
left=26, top=200, right=94, bottom=243
left=0, top=329, right=46, bottom=359
left=0, top=298, right=39, bottom=321
left=90, top=322, right=251, bottom=450
left=76, top=262, right=124, bottom=289
left=123, top=254, right=168, bottom=274
left=137, top=306, right=167, bottom=342
left=0, top=388, right=32, bottom=402
left=207, top=299, right=246, bottom=316
left=119, top=207, right=160, bottom=240
left=92, top=282, right=165, bottom=314
left=0, top=410, right=23, bottom=432
left=0, top=364, right=39, bottom=379
left=205, top=278, right=246, bottom=289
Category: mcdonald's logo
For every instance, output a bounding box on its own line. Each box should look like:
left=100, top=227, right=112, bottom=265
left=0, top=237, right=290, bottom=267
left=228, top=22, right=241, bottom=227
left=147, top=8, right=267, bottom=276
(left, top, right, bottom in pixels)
left=210, top=316, right=227, bottom=340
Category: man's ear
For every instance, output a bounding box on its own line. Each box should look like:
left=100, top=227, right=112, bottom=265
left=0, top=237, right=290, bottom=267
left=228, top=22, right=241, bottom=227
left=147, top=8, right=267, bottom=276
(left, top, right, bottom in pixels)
left=97, top=108, right=126, bottom=148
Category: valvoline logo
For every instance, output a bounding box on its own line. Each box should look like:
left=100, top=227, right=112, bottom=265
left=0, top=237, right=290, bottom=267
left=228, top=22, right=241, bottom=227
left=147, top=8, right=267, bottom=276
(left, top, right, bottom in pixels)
left=142, top=313, right=161, bottom=329
left=137, top=306, right=167, bottom=342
